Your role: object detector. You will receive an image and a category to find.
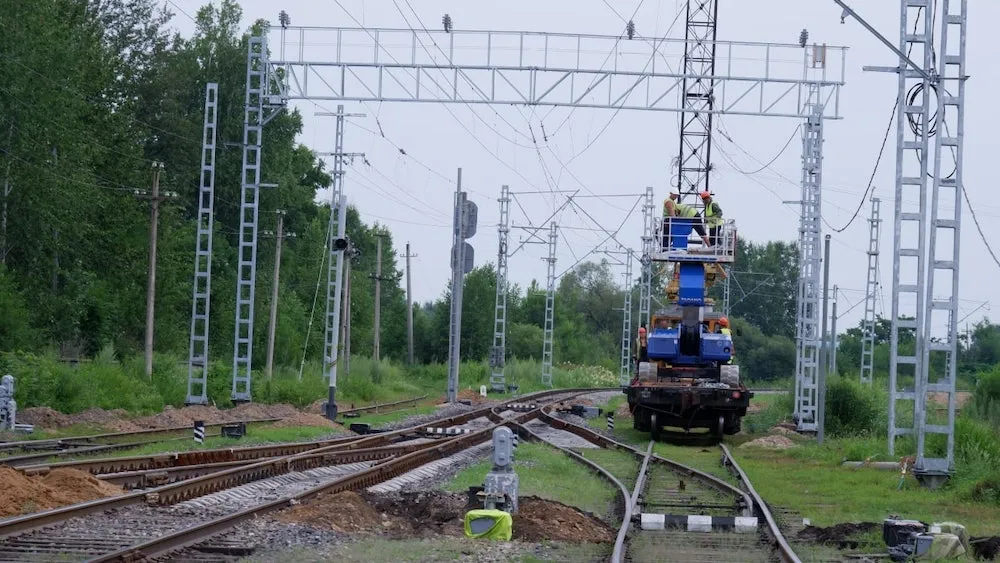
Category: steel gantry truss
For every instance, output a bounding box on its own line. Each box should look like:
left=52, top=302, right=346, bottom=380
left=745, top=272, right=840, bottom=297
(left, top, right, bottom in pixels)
left=675, top=0, right=719, bottom=207
left=860, top=197, right=882, bottom=385
left=793, top=92, right=825, bottom=433
left=489, top=185, right=511, bottom=392
left=541, top=222, right=558, bottom=388
left=185, top=83, right=219, bottom=406
left=839, top=0, right=968, bottom=486
left=229, top=17, right=846, bottom=404
left=231, top=36, right=284, bottom=403
left=639, top=186, right=655, bottom=331
left=619, top=250, right=634, bottom=387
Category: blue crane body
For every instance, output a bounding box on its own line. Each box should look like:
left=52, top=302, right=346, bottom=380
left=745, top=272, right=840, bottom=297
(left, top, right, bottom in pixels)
left=624, top=216, right=752, bottom=440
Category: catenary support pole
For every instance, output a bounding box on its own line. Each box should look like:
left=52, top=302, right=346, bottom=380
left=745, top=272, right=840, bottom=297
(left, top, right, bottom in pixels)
left=264, top=210, right=285, bottom=380
left=830, top=284, right=838, bottom=376
left=818, top=234, right=831, bottom=445
left=143, top=162, right=165, bottom=380
left=186, top=82, right=219, bottom=406
left=324, top=195, right=347, bottom=420
left=404, top=242, right=416, bottom=364
left=374, top=236, right=383, bottom=362
left=447, top=169, right=466, bottom=403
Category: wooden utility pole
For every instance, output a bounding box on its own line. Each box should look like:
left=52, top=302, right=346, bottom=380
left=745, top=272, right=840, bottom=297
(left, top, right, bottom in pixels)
left=373, top=236, right=383, bottom=362
left=264, top=210, right=287, bottom=380
left=137, top=162, right=169, bottom=380
left=402, top=243, right=418, bottom=364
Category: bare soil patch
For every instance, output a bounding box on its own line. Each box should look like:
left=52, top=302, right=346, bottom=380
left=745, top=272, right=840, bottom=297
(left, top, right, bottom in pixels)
left=739, top=435, right=797, bottom=450
left=267, top=412, right=339, bottom=429
left=273, top=490, right=614, bottom=544
left=16, top=402, right=321, bottom=433
left=0, top=467, right=123, bottom=517
left=797, top=522, right=878, bottom=546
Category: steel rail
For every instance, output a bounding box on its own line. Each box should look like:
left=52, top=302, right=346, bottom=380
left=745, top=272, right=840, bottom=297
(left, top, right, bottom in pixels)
left=337, top=394, right=428, bottom=416
left=537, top=405, right=754, bottom=514
left=0, top=387, right=610, bottom=542
left=501, top=416, right=633, bottom=563
left=81, top=389, right=601, bottom=562
left=0, top=418, right=282, bottom=452
left=720, top=443, right=800, bottom=563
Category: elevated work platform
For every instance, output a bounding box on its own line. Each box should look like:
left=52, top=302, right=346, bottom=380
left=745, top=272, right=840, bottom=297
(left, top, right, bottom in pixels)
left=649, top=218, right=736, bottom=264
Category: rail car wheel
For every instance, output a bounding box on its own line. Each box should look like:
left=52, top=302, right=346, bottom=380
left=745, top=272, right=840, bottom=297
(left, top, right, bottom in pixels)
left=650, top=412, right=661, bottom=441
left=713, top=414, right=725, bottom=440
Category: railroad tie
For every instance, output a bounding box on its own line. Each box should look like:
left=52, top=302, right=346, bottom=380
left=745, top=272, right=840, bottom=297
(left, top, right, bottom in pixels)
left=639, top=514, right=758, bottom=533
left=421, top=427, right=473, bottom=436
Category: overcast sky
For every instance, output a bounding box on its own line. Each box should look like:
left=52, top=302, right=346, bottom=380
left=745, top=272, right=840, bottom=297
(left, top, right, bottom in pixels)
left=165, top=0, right=999, bottom=344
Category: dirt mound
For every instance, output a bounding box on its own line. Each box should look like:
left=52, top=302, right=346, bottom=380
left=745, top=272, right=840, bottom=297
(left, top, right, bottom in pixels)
left=17, top=406, right=72, bottom=428
left=40, top=469, right=124, bottom=503
left=0, top=467, right=123, bottom=517
left=972, top=536, right=1000, bottom=560
left=797, top=522, right=879, bottom=548
left=514, top=497, right=615, bottom=543
left=739, top=435, right=797, bottom=450
left=275, top=491, right=387, bottom=533
left=274, top=490, right=613, bottom=544
left=769, top=426, right=807, bottom=440
left=268, top=412, right=339, bottom=429
left=229, top=402, right=302, bottom=421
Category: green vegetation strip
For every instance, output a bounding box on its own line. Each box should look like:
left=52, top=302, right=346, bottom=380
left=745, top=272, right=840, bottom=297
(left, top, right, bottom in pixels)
left=445, top=441, right=617, bottom=519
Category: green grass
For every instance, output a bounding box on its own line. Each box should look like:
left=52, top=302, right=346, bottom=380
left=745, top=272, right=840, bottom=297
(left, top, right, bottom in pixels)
left=445, top=441, right=617, bottom=519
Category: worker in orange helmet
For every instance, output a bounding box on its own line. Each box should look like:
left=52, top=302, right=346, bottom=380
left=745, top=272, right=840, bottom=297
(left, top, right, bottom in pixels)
left=700, top=191, right=723, bottom=247
left=718, top=316, right=734, bottom=364
left=663, top=193, right=707, bottom=250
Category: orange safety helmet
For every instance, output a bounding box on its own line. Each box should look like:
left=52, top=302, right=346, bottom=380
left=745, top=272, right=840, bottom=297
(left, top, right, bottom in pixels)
left=718, top=316, right=729, bottom=327
left=638, top=327, right=647, bottom=336
left=700, top=191, right=712, bottom=200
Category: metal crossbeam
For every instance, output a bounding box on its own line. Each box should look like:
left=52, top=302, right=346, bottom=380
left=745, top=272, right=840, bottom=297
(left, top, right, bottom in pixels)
left=888, top=0, right=934, bottom=457
left=793, top=95, right=824, bottom=432
left=269, top=27, right=845, bottom=119
left=186, top=82, right=218, bottom=406
left=860, top=197, right=881, bottom=385
left=541, top=222, right=557, bottom=388
left=490, top=185, right=511, bottom=392
left=915, top=0, right=966, bottom=482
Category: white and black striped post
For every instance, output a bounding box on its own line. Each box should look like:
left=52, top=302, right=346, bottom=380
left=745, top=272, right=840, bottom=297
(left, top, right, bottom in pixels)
left=607, top=411, right=615, bottom=431
left=193, top=420, right=205, bottom=444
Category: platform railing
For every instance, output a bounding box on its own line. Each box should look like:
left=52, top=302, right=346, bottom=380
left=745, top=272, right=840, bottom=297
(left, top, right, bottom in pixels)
left=650, top=217, right=736, bottom=263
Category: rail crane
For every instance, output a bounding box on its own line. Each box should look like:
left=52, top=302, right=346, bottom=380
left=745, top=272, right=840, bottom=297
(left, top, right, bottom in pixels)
left=625, top=219, right=752, bottom=440
left=623, top=0, right=751, bottom=440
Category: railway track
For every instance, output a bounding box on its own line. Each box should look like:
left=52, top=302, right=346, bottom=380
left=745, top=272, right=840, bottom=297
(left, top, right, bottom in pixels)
left=0, top=394, right=431, bottom=469
left=0, top=387, right=606, bottom=562
left=506, top=403, right=798, bottom=563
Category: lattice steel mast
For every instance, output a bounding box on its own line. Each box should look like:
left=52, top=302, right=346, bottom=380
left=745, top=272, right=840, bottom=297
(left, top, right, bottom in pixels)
left=860, top=196, right=881, bottom=385
left=541, top=222, right=557, bottom=388
left=639, top=186, right=654, bottom=326
left=489, top=185, right=511, bottom=393
left=675, top=0, right=719, bottom=208
left=620, top=249, right=634, bottom=387
left=916, top=0, right=966, bottom=486
left=185, top=82, right=219, bottom=406
left=793, top=87, right=825, bottom=433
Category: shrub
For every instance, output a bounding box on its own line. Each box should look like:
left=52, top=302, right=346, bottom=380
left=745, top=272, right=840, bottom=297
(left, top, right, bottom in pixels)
left=824, top=376, right=886, bottom=437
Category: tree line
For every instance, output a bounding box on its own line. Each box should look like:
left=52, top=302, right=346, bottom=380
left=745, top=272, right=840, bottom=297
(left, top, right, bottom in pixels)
left=0, top=0, right=843, bottom=386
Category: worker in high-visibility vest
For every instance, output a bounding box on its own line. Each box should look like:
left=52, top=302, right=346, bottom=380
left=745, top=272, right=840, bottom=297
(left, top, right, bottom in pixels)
left=633, top=325, right=649, bottom=372
left=718, top=316, right=734, bottom=364
left=663, top=193, right=708, bottom=250
left=700, top=191, right=724, bottom=247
